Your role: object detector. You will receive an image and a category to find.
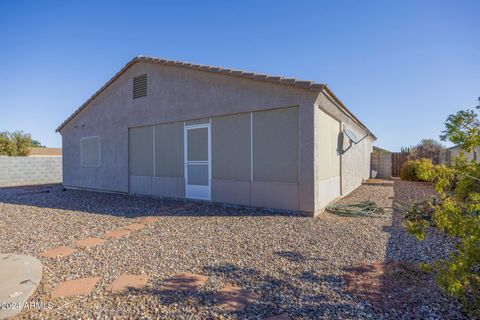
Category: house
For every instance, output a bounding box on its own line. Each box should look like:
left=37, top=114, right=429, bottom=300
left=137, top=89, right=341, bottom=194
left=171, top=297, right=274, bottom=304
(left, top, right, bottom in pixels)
left=56, top=56, right=375, bottom=216
left=445, top=145, right=479, bottom=165
left=29, top=147, right=62, bottom=157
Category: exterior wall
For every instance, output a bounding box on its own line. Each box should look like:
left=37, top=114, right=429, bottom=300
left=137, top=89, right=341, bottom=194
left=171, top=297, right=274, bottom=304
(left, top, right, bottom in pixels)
left=61, top=62, right=317, bottom=213
left=314, top=108, right=341, bottom=209
left=314, top=92, right=374, bottom=213
left=446, top=146, right=479, bottom=165
left=0, top=156, right=62, bottom=187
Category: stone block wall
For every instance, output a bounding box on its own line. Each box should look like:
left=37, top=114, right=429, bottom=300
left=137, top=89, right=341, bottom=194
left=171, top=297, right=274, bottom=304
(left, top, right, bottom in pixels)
left=370, top=152, right=391, bottom=179
left=0, top=156, right=62, bottom=187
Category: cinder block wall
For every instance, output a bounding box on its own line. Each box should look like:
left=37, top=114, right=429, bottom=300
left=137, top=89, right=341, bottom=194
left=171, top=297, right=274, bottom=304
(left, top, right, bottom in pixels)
left=0, top=156, right=62, bottom=187
left=370, top=152, right=391, bottom=179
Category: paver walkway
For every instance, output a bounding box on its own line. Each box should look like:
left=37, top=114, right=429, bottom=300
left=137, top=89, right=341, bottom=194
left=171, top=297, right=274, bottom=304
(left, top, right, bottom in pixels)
left=43, top=213, right=258, bottom=313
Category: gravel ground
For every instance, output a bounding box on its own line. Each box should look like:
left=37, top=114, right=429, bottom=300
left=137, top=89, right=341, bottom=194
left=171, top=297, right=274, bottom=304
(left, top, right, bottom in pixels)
left=0, top=181, right=467, bottom=319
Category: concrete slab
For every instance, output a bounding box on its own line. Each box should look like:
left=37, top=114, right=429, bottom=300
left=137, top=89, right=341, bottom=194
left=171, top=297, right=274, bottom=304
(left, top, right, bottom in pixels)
left=214, top=284, right=258, bottom=311
left=0, top=254, right=42, bottom=319
left=161, top=273, right=208, bottom=291
left=76, top=237, right=106, bottom=248
left=107, top=274, right=149, bottom=292
left=364, top=179, right=394, bottom=186
left=51, top=277, right=100, bottom=298
left=40, top=246, right=76, bottom=258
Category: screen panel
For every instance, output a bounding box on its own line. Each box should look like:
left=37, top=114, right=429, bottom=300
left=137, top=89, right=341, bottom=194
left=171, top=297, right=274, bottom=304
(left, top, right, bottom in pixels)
left=155, top=122, right=184, bottom=177
left=252, top=107, right=299, bottom=183
left=129, top=126, right=153, bottom=176
left=212, top=113, right=251, bottom=181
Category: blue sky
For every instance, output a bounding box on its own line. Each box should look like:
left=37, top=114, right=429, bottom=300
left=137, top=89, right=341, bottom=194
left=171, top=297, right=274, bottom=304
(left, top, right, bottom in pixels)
left=0, top=0, right=479, bottom=150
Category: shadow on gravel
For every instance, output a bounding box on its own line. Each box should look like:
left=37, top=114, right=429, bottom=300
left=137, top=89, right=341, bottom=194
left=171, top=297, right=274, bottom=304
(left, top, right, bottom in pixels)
left=0, top=184, right=303, bottom=218
left=274, top=251, right=324, bottom=263
left=119, top=263, right=358, bottom=319
left=343, top=180, right=466, bottom=319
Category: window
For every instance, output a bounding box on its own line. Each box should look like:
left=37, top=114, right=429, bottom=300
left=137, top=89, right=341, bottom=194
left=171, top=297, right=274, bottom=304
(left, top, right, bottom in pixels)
left=133, top=74, right=147, bottom=99
left=81, top=136, right=100, bottom=167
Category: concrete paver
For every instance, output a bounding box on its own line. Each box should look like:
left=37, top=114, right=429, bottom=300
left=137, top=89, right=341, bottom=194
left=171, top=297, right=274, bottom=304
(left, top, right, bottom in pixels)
left=51, top=277, right=100, bottom=298
left=124, top=223, right=145, bottom=231
left=76, top=237, right=106, bottom=248
left=104, top=229, right=131, bottom=239
left=161, top=273, right=208, bottom=291
left=40, top=247, right=76, bottom=258
left=214, top=284, right=258, bottom=311
left=107, top=274, right=149, bottom=292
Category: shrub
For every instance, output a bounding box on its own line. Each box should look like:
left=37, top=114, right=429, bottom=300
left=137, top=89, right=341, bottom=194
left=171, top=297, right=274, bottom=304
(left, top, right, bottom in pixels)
left=402, top=99, right=480, bottom=316
left=401, top=139, right=446, bottom=164
left=0, top=130, right=36, bottom=156
left=456, top=176, right=480, bottom=202
left=416, top=158, right=437, bottom=181
left=400, top=159, right=436, bottom=182
left=400, top=160, right=417, bottom=181
left=400, top=160, right=419, bottom=181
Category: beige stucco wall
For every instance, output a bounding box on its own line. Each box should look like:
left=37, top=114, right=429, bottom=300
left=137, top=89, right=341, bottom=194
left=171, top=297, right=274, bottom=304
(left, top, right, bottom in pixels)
left=314, top=93, right=374, bottom=213
left=61, top=60, right=374, bottom=215
left=316, top=109, right=340, bottom=181
left=61, top=61, right=317, bottom=213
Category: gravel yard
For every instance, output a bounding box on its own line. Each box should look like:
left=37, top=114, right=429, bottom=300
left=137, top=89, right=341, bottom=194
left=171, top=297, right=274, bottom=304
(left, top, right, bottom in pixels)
left=0, top=181, right=467, bottom=319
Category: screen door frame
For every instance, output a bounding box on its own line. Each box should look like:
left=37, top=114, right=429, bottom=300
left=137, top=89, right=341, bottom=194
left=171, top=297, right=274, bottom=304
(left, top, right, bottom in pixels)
left=184, top=121, right=211, bottom=200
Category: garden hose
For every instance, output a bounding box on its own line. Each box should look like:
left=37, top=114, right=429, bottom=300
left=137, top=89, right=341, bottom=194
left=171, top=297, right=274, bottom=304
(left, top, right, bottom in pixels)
left=326, top=201, right=385, bottom=217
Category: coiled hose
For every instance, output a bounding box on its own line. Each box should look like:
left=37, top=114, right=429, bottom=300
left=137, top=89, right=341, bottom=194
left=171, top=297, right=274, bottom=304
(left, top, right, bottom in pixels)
left=326, top=200, right=385, bottom=217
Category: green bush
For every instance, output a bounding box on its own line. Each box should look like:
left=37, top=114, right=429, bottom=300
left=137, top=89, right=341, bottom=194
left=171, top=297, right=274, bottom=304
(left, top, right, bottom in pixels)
left=400, top=158, right=436, bottom=182
left=400, top=160, right=419, bottom=181
left=0, top=130, right=35, bottom=156
left=416, top=158, right=437, bottom=181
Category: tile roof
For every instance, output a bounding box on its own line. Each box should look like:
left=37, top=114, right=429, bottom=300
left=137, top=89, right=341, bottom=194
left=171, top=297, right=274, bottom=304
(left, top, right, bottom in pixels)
left=56, top=55, right=374, bottom=139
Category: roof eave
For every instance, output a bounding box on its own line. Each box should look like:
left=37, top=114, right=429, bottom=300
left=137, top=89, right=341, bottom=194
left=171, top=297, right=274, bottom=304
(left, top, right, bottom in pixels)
left=319, top=85, right=377, bottom=141
left=56, top=56, right=323, bottom=132
left=56, top=56, right=375, bottom=140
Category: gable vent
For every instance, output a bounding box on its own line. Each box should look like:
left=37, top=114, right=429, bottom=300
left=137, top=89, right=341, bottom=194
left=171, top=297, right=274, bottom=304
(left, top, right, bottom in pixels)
left=133, top=74, right=147, bottom=99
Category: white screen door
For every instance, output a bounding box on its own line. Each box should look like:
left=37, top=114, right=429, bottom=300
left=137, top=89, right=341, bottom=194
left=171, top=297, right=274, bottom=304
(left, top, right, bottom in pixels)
left=184, top=123, right=211, bottom=200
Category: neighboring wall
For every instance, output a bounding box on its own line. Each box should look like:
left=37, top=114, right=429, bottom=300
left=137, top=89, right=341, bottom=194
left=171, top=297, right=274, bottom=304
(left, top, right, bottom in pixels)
left=371, top=151, right=392, bottom=179
left=0, top=156, right=62, bottom=187
left=314, top=93, right=374, bottom=212
left=61, top=61, right=318, bottom=213
left=446, top=146, right=479, bottom=165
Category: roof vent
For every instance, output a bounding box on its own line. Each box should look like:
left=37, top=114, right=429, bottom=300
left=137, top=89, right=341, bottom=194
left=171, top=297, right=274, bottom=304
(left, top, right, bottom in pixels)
left=133, top=74, right=147, bottom=99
